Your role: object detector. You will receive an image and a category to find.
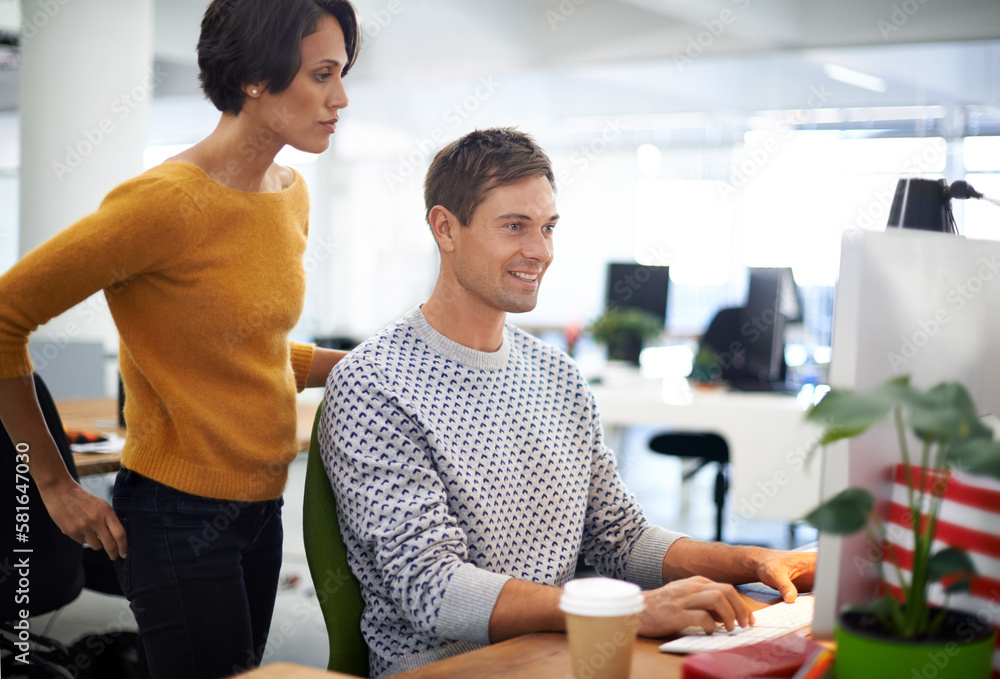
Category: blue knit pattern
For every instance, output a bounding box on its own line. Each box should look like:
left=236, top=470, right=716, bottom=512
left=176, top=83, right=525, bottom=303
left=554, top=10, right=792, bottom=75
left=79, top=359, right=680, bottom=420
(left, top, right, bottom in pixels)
left=319, top=308, right=682, bottom=677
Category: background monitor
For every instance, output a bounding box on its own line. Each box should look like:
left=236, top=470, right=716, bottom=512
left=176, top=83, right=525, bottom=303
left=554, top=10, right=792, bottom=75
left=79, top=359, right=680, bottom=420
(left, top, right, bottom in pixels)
left=604, top=263, right=670, bottom=325
left=811, top=228, right=1000, bottom=638
left=696, top=267, right=799, bottom=390
left=739, top=267, right=800, bottom=386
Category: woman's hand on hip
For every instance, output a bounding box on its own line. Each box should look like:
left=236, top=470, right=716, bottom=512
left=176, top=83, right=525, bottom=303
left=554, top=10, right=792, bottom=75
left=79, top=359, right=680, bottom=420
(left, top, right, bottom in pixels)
left=38, top=475, right=128, bottom=560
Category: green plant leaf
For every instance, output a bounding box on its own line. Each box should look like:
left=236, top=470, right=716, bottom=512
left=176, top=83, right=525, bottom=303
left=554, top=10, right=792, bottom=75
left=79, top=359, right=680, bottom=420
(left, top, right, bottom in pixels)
left=927, top=547, right=977, bottom=594
left=801, top=376, right=995, bottom=638
left=802, top=487, right=874, bottom=534
left=945, top=576, right=974, bottom=595
left=907, top=382, right=994, bottom=445
left=806, top=376, right=913, bottom=444
left=948, top=438, right=1000, bottom=481
left=816, top=424, right=871, bottom=447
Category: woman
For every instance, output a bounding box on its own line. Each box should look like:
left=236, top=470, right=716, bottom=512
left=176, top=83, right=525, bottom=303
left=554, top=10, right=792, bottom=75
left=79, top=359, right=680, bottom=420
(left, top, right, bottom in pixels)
left=0, top=1, right=360, bottom=676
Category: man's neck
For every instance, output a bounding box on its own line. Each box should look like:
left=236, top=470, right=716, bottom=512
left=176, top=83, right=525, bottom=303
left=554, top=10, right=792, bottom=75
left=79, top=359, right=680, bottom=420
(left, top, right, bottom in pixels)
left=421, top=285, right=507, bottom=353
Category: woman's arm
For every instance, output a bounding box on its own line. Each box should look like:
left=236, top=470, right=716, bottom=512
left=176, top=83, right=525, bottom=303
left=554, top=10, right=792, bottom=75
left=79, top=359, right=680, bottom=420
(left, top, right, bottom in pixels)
left=0, top=376, right=127, bottom=559
left=305, top=347, right=347, bottom=388
left=0, top=177, right=197, bottom=561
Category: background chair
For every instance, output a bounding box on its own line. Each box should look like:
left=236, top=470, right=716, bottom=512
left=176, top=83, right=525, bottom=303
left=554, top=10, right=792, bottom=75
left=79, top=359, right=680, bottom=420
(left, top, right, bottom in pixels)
left=0, top=373, right=147, bottom=678
left=647, top=432, right=729, bottom=543
left=302, top=403, right=369, bottom=678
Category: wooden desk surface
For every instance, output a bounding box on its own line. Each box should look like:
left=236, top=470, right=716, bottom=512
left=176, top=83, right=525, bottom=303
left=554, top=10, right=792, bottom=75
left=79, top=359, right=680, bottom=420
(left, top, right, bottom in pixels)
left=58, top=398, right=321, bottom=477
left=388, top=633, right=679, bottom=679
left=237, top=637, right=703, bottom=679
left=242, top=586, right=790, bottom=679
left=238, top=663, right=354, bottom=678
left=389, top=587, right=785, bottom=679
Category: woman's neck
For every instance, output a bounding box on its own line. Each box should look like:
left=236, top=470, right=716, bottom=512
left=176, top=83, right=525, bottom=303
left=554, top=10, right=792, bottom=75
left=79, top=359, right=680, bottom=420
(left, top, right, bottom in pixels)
left=171, top=113, right=290, bottom=192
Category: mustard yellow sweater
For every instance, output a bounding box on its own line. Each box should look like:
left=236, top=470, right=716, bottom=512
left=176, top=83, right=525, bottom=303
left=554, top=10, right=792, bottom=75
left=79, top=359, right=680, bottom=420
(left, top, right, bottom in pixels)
left=0, top=161, right=315, bottom=501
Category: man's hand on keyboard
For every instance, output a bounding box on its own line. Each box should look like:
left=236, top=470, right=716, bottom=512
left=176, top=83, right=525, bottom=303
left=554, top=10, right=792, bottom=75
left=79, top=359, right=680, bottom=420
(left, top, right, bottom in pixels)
left=637, top=576, right=755, bottom=638
left=755, top=550, right=817, bottom=603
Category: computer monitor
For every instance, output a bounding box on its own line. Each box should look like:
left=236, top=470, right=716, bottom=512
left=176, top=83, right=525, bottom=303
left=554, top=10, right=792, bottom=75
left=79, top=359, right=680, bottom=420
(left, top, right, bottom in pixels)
left=738, top=268, right=800, bottom=387
left=811, top=228, right=1000, bottom=638
left=604, top=262, right=670, bottom=325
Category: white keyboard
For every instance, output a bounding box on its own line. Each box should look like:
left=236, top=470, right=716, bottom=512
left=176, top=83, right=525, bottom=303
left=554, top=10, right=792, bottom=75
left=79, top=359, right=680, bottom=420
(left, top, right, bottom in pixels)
left=658, top=594, right=814, bottom=654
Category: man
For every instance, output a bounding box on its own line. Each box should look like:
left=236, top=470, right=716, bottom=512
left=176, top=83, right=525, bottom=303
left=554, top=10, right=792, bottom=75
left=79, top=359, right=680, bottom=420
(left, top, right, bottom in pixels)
left=319, top=128, right=815, bottom=677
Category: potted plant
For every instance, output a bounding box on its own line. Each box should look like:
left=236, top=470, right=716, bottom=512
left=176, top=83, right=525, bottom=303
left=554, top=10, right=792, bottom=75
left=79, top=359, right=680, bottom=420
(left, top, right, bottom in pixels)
left=803, top=375, right=999, bottom=678
left=588, top=308, right=663, bottom=365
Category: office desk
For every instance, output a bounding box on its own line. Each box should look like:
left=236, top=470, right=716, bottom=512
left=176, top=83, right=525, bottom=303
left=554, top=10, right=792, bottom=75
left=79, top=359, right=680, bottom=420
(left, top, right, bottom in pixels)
left=240, top=587, right=789, bottom=679
left=390, top=634, right=681, bottom=678
left=56, top=398, right=320, bottom=477
left=56, top=398, right=127, bottom=477
left=590, top=378, right=823, bottom=522
left=240, top=635, right=759, bottom=679
left=238, top=664, right=355, bottom=678
left=390, top=585, right=785, bottom=679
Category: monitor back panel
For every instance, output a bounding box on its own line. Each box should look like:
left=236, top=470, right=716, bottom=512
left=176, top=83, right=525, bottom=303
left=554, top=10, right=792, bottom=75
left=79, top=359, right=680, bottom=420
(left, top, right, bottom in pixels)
left=812, top=229, right=1000, bottom=637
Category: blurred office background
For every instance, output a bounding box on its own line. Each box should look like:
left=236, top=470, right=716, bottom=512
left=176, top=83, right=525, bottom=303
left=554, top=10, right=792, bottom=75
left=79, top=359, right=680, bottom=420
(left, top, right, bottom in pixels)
left=2, top=0, right=1000, bottom=382
left=3, top=2, right=1000, bottom=670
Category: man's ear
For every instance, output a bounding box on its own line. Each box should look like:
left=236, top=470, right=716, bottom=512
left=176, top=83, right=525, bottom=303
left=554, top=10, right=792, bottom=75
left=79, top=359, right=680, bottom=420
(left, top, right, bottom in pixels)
left=428, top=205, right=460, bottom=254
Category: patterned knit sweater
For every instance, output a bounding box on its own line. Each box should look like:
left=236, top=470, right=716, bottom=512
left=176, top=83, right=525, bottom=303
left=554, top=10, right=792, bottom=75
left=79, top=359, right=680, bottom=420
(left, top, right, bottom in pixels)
left=320, top=307, right=685, bottom=677
left=0, top=161, right=314, bottom=501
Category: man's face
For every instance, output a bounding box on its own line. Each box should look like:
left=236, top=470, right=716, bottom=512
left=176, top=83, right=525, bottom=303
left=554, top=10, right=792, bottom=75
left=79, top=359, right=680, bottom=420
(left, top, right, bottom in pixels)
left=450, top=175, right=559, bottom=315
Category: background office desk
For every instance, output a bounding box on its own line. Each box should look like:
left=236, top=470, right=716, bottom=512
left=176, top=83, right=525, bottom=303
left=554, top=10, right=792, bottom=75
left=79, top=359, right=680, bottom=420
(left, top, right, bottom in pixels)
left=56, top=398, right=127, bottom=477
left=57, top=398, right=321, bottom=477
left=590, top=378, right=823, bottom=523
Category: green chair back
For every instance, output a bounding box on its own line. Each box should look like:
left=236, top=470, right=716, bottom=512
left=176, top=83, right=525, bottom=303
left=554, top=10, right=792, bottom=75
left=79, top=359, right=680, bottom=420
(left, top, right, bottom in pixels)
left=302, top=402, right=370, bottom=677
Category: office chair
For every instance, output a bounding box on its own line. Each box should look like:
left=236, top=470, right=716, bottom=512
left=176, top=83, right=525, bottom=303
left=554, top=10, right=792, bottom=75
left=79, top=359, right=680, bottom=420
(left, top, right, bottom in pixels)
left=302, top=403, right=369, bottom=678
left=647, top=432, right=729, bottom=543
left=646, top=305, right=736, bottom=544
left=0, top=373, right=148, bottom=678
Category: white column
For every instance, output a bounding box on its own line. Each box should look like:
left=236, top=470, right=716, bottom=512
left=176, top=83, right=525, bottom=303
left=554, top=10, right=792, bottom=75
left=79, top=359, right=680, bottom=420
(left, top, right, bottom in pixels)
left=18, top=0, right=155, bottom=392
left=19, top=0, right=155, bottom=253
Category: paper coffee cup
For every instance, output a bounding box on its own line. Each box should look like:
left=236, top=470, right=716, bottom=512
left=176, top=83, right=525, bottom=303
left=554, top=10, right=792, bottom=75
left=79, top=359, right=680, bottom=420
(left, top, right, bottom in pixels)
left=560, top=578, right=644, bottom=679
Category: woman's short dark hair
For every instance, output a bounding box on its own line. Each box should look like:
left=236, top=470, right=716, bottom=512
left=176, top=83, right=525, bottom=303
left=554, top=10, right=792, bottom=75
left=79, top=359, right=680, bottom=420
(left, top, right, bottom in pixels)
left=198, top=0, right=361, bottom=115
left=424, top=128, right=556, bottom=228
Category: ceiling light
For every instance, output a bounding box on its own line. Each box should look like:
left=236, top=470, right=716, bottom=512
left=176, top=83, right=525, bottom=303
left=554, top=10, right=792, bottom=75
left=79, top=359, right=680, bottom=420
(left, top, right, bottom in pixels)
left=823, top=64, right=887, bottom=93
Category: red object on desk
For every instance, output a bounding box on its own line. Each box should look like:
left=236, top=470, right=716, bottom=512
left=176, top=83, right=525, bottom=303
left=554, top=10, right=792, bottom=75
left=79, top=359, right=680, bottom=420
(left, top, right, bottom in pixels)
left=64, top=428, right=108, bottom=444
left=681, top=635, right=824, bottom=679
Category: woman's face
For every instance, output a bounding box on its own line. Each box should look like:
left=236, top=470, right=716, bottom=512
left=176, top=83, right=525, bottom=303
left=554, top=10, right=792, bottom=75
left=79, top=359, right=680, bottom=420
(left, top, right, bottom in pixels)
left=252, top=14, right=350, bottom=155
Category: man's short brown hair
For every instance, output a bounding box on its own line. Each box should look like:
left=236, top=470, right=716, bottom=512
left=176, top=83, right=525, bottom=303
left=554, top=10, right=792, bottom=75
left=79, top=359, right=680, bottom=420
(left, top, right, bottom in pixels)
left=424, top=128, right=555, bottom=227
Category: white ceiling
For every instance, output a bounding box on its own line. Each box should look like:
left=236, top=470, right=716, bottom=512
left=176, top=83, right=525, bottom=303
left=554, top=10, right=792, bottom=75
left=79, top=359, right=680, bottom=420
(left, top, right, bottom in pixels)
left=2, top=0, right=1000, bottom=141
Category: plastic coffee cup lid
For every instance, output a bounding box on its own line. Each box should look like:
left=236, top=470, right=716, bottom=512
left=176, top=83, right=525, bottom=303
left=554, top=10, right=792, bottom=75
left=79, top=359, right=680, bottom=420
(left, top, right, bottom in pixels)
left=559, top=578, right=644, bottom=617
